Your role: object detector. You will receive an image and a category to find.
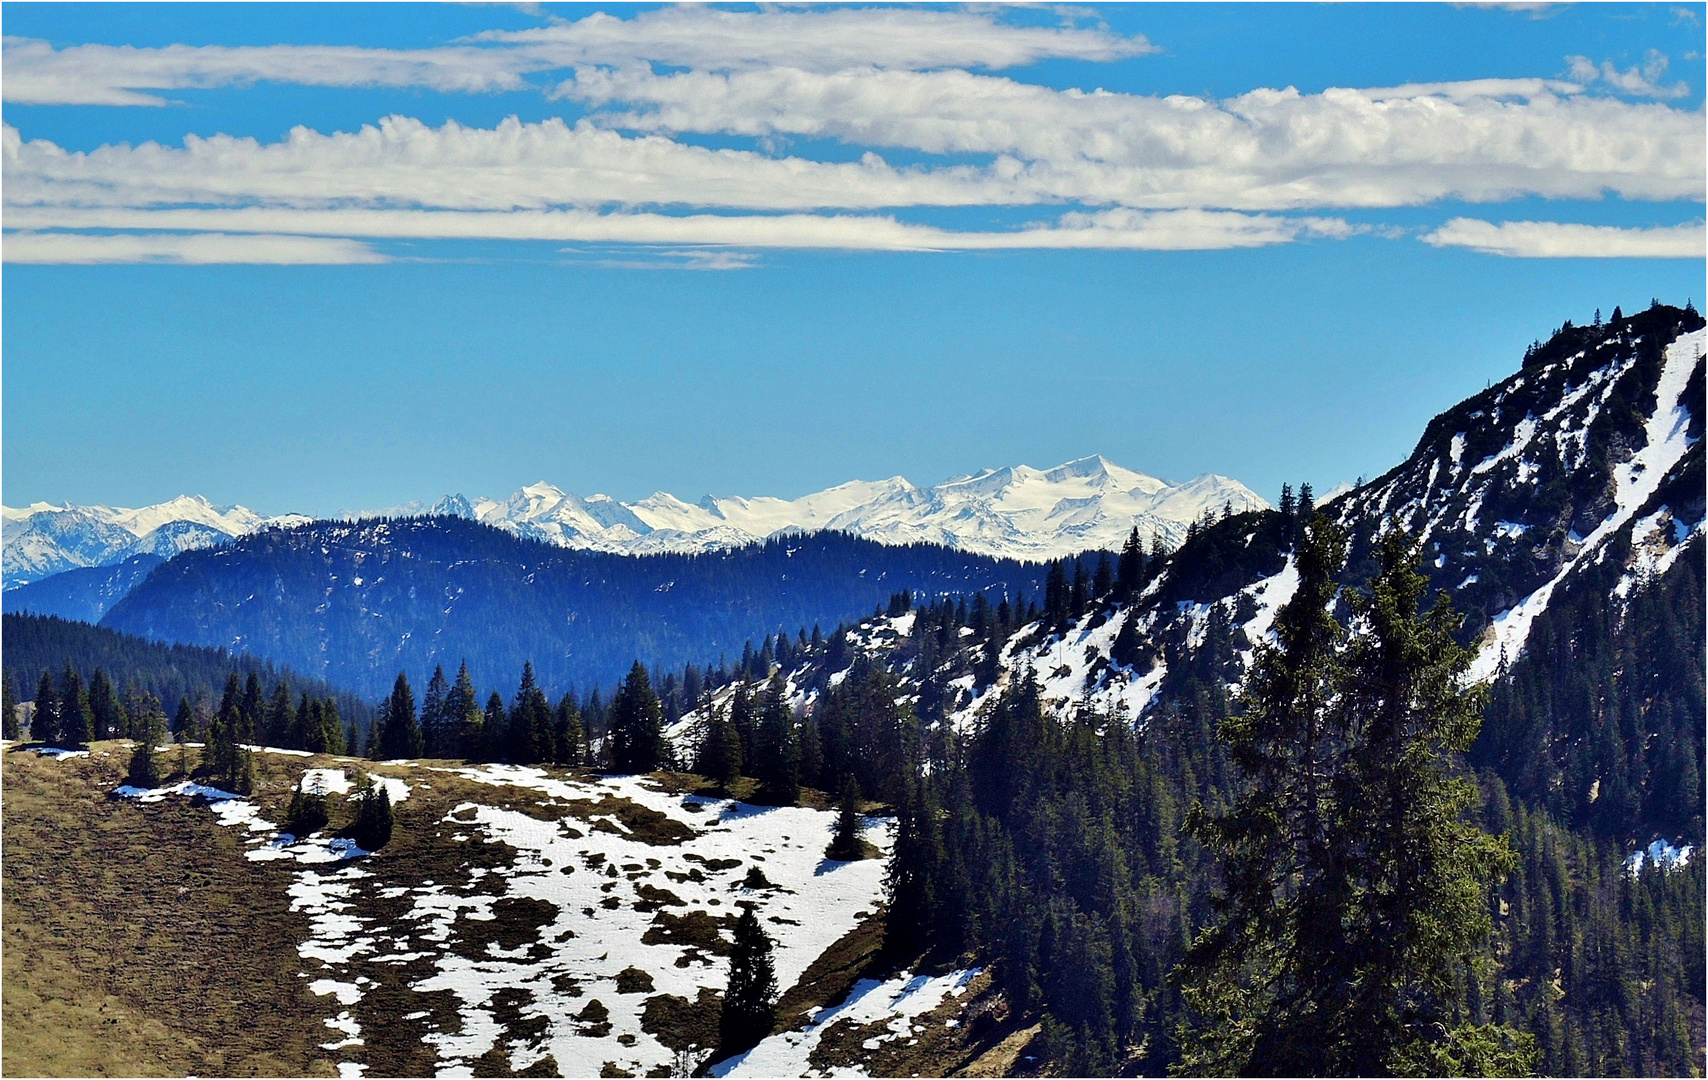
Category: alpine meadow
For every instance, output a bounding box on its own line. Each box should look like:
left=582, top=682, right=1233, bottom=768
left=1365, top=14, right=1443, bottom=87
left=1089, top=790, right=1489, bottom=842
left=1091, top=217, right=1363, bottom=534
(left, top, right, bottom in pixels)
left=2, top=4, right=1704, bottom=1079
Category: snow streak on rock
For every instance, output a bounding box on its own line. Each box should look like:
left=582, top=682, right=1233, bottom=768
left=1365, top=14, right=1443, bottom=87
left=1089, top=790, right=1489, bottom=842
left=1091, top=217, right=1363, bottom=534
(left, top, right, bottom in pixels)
left=1467, top=327, right=1703, bottom=681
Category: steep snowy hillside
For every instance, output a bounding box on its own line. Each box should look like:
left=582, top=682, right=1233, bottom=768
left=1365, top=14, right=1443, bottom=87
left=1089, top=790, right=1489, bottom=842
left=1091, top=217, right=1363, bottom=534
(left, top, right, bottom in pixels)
left=1328, top=307, right=1704, bottom=680
left=1, top=496, right=309, bottom=585
left=428, top=457, right=1266, bottom=560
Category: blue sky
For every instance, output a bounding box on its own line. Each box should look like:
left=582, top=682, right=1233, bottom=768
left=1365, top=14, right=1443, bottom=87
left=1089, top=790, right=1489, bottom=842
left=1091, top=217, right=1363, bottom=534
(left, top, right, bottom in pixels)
left=3, top=2, right=1703, bottom=515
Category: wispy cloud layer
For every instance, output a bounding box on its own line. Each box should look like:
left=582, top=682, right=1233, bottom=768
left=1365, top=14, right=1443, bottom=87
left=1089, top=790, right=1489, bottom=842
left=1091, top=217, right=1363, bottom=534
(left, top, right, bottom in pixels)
left=1420, top=218, right=1706, bottom=258
left=0, top=203, right=1350, bottom=253
left=0, top=37, right=536, bottom=106
left=1, top=8, right=1149, bottom=105
left=6, top=70, right=1699, bottom=220
left=564, top=68, right=1704, bottom=207
left=2, top=230, right=387, bottom=263
left=472, top=7, right=1154, bottom=72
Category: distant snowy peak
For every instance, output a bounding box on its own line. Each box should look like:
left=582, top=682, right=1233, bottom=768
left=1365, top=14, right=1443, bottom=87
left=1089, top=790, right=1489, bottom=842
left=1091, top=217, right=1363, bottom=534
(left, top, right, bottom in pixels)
left=429, top=457, right=1267, bottom=561
left=1, top=495, right=309, bottom=585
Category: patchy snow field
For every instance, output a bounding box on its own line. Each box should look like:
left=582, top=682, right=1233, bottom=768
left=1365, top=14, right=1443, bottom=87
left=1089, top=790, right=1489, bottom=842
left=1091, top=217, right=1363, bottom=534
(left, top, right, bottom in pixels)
left=113, top=757, right=893, bottom=1078
left=402, top=766, right=894, bottom=1076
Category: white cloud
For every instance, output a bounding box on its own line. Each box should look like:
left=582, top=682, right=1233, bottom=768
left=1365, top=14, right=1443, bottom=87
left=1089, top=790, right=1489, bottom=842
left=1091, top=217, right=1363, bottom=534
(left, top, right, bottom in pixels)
left=562, top=67, right=1704, bottom=206
left=1565, top=51, right=1691, bottom=99
left=7, top=68, right=1700, bottom=229
left=472, top=7, right=1153, bottom=72
left=2, top=118, right=1023, bottom=213
left=1, top=9, right=1149, bottom=106
left=1420, top=218, right=1706, bottom=258
left=0, top=204, right=1351, bottom=254
left=1, top=230, right=388, bottom=264
left=6, top=10, right=1699, bottom=263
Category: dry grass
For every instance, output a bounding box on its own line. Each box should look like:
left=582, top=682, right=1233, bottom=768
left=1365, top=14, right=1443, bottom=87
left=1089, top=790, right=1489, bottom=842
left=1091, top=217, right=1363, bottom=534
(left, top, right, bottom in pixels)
left=2, top=743, right=340, bottom=1077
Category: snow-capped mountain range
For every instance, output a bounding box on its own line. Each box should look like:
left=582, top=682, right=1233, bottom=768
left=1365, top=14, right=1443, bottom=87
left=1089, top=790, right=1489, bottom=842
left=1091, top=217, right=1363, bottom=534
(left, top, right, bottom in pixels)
left=427, top=457, right=1266, bottom=559
left=0, top=496, right=312, bottom=586
left=1, top=458, right=1268, bottom=585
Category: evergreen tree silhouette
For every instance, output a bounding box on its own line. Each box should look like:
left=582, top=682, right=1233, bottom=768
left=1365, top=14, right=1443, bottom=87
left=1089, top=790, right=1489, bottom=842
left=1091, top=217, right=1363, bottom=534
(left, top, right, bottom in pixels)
left=718, top=905, right=778, bottom=1055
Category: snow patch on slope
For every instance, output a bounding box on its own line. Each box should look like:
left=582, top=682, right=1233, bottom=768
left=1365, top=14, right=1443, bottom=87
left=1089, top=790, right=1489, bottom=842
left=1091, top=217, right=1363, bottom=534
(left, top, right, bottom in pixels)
left=712, top=967, right=981, bottom=1078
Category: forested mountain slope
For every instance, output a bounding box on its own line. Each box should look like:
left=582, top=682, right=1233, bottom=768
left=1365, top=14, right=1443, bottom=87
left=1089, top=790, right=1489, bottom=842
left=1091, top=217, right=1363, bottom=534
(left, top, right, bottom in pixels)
left=655, top=304, right=1704, bottom=1076
left=1, top=612, right=373, bottom=728
left=99, top=524, right=1051, bottom=700
left=5, top=306, right=1701, bottom=1080
left=2, top=553, right=166, bottom=622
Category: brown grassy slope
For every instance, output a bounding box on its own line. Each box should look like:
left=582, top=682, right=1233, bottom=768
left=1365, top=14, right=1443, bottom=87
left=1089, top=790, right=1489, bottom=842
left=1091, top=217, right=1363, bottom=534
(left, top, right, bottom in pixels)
left=1, top=744, right=339, bottom=1078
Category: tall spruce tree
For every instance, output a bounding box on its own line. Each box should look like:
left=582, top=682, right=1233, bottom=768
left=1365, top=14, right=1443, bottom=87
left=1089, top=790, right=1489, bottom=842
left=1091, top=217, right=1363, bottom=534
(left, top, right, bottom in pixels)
left=447, top=661, right=481, bottom=759
left=170, top=694, right=194, bottom=741
left=206, top=672, right=254, bottom=793
left=885, top=767, right=943, bottom=957
left=294, top=693, right=317, bottom=752
left=553, top=692, right=584, bottom=766
left=697, top=704, right=743, bottom=789
left=1178, top=519, right=1530, bottom=1076
left=511, top=662, right=553, bottom=764
left=481, top=692, right=508, bottom=763
left=607, top=661, right=665, bottom=773
left=1332, top=531, right=1529, bottom=1076
left=239, top=672, right=265, bottom=745
left=376, top=672, right=423, bottom=760
left=126, top=691, right=167, bottom=787
left=88, top=668, right=125, bottom=740
left=264, top=680, right=294, bottom=747
left=1116, top=527, right=1146, bottom=599
left=30, top=672, right=58, bottom=744
left=826, top=776, right=866, bottom=860
left=1, top=673, right=18, bottom=740
left=58, top=664, right=93, bottom=749
left=719, top=905, right=778, bottom=1055
left=1176, top=513, right=1352, bottom=1074
left=753, top=673, right=798, bottom=805
left=729, top=681, right=758, bottom=772
left=420, top=665, right=449, bottom=758
left=351, top=777, right=394, bottom=850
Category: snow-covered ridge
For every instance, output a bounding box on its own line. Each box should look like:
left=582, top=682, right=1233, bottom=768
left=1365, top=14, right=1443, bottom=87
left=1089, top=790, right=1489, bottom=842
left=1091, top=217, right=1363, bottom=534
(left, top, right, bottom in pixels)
left=431, top=456, right=1267, bottom=561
